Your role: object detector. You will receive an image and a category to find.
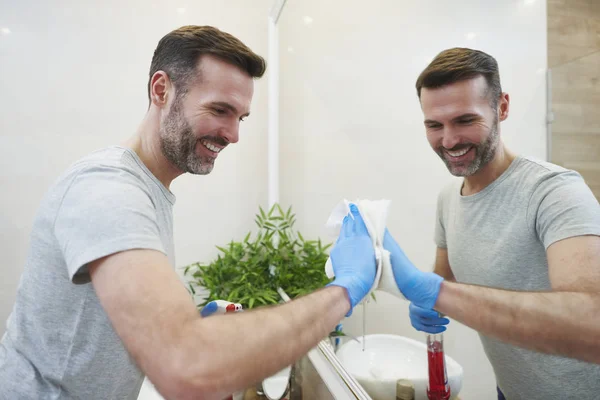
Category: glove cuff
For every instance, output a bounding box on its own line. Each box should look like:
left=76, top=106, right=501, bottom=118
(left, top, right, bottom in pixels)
left=411, top=272, right=444, bottom=310
left=326, top=279, right=363, bottom=317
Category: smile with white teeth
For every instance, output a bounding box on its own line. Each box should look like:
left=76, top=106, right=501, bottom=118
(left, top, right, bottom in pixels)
left=446, top=146, right=472, bottom=157
left=200, top=139, right=222, bottom=153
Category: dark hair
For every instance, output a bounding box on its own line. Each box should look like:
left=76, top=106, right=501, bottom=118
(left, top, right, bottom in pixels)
left=148, top=25, right=266, bottom=102
left=415, top=48, right=502, bottom=109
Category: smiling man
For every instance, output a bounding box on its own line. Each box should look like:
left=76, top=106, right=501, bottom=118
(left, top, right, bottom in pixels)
left=423, top=79, right=500, bottom=181
left=377, top=48, right=600, bottom=400
left=0, top=26, right=378, bottom=400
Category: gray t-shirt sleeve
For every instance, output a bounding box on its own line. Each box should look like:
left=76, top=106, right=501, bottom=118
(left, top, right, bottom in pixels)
left=529, top=171, right=600, bottom=249
left=434, top=188, right=448, bottom=249
left=53, top=165, right=166, bottom=283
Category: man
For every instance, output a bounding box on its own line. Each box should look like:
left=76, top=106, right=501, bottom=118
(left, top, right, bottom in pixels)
left=0, top=25, right=377, bottom=400
left=378, top=48, right=600, bottom=400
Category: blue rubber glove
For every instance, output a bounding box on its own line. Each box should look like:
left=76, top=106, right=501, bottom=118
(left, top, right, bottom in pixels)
left=327, top=203, right=377, bottom=317
left=409, top=302, right=450, bottom=334
left=383, top=228, right=443, bottom=309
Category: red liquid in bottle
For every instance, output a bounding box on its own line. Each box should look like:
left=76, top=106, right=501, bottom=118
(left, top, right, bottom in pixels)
left=426, top=336, right=451, bottom=400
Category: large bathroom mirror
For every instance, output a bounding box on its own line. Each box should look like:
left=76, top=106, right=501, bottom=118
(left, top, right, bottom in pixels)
left=269, top=1, right=548, bottom=399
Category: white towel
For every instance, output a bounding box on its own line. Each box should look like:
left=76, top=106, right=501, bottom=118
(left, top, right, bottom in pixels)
left=324, top=199, right=406, bottom=302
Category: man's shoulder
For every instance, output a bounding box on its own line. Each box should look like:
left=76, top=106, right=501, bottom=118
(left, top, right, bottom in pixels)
left=514, top=156, right=586, bottom=193
left=517, top=156, right=580, bottom=178
left=60, top=146, right=146, bottom=185
left=69, top=145, right=140, bottom=172
left=39, top=146, right=151, bottom=210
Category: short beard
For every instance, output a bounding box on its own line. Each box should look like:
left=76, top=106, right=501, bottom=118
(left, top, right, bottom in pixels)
left=439, top=115, right=500, bottom=177
left=159, top=95, right=215, bottom=175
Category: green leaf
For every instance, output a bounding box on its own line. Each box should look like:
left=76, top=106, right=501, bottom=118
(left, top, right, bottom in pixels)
left=263, top=292, right=278, bottom=303
left=184, top=204, right=333, bottom=309
left=227, top=288, right=240, bottom=302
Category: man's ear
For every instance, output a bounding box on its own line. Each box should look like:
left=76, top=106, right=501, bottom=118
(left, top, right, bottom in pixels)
left=498, top=92, right=510, bottom=122
left=149, top=71, right=171, bottom=108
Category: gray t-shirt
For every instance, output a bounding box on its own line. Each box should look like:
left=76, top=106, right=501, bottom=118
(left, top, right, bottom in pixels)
left=0, top=146, right=176, bottom=399
left=435, top=155, right=600, bottom=400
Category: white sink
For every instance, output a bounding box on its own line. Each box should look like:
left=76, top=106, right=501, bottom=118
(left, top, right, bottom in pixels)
left=261, top=365, right=291, bottom=399
left=336, top=334, right=463, bottom=400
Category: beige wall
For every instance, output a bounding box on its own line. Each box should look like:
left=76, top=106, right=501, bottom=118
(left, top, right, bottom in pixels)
left=548, top=0, right=600, bottom=199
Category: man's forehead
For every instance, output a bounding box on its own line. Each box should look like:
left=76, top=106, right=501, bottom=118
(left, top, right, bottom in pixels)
left=187, top=73, right=253, bottom=114
left=196, top=55, right=253, bottom=85
left=422, top=76, right=488, bottom=100
left=421, top=79, right=489, bottom=117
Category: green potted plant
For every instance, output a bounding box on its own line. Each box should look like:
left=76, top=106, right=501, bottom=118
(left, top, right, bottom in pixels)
left=183, top=203, right=333, bottom=309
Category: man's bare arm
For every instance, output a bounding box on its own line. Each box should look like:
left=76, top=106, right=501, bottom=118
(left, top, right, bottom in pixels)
left=435, top=235, right=600, bottom=364
left=90, top=249, right=349, bottom=400
left=433, top=247, right=455, bottom=281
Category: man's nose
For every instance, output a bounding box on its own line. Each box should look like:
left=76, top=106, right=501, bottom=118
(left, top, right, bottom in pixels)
left=441, top=127, right=461, bottom=150
left=221, top=121, right=240, bottom=144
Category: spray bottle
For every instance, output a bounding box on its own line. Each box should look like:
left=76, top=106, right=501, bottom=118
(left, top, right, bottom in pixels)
left=426, top=332, right=451, bottom=400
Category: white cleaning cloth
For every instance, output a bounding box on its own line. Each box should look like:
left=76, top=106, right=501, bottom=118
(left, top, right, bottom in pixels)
left=324, top=199, right=406, bottom=302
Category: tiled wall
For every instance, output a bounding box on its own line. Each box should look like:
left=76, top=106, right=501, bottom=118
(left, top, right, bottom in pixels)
left=548, top=0, right=600, bottom=199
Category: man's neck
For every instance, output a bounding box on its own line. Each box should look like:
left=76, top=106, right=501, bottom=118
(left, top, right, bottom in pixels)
left=461, top=144, right=515, bottom=196
left=122, top=112, right=183, bottom=190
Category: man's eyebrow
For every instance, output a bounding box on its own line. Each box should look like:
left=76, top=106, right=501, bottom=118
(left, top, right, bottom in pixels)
left=209, top=101, right=250, bottom=117
left=451, top=113, right=480, bottom=122
left=424, top=113, right=481, bottom=125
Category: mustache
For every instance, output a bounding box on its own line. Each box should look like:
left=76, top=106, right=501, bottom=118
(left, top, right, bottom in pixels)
left=198, top=135, right=229, bottom=147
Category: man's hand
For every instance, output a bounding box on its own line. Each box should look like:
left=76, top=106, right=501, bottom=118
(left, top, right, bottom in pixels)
left=383, top=228, right=443, bottom=309
left=327, top=203, right=377, bottom=316
left=409, top=303, right=450, bottom=334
